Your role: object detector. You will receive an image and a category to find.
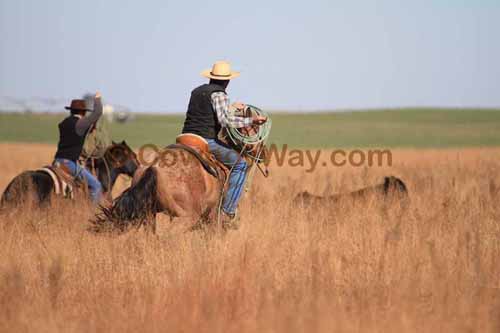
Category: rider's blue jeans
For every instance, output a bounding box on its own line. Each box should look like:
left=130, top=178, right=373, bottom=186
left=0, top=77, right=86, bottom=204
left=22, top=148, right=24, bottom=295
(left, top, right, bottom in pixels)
left=54, top=158, right=102, bottom=203
left=206, top=139, right=248, bottom=215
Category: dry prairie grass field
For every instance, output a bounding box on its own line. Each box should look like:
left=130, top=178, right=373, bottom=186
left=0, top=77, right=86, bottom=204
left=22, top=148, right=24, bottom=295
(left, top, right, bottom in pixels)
left=0, top=143, right=500, bottom=332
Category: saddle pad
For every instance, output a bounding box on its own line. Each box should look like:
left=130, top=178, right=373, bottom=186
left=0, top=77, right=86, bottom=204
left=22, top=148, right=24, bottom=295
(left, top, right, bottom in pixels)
left=37, top=167, right=74, bottom=199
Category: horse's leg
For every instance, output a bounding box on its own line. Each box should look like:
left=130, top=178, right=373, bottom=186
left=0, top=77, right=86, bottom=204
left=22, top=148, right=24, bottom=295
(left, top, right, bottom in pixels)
left=186, top=208, right=215, bottom=232
left=200, top=206, right=235, bottom=233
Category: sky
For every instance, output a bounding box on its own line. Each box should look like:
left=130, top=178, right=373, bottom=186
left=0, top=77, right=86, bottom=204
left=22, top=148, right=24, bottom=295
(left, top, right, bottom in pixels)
left=0, top=0, right=499, bottom=112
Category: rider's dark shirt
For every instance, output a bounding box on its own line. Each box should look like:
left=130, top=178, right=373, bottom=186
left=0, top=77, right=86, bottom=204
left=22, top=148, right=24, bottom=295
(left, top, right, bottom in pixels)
left=54, top=115, right=88, bottom=161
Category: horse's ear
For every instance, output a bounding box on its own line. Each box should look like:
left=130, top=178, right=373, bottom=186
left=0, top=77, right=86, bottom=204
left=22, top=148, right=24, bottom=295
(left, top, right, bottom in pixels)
left=112, top=140, right=117, bottom=145
left=121, top=140, right=126, bottom=145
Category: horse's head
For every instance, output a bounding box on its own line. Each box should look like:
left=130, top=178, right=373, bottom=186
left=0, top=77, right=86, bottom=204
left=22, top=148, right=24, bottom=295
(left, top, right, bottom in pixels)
left=105, top=140, right=139, bottom=177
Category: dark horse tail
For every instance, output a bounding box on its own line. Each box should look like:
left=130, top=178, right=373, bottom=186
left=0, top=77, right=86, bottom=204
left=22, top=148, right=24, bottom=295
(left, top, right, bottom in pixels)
left=92, top=167, right=159, bottom=232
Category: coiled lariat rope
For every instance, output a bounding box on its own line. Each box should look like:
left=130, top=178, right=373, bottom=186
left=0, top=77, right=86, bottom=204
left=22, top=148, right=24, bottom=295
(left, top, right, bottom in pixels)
left=225, top=104, right=272, bottom=148
left=233, top=105, right=271, bottom=191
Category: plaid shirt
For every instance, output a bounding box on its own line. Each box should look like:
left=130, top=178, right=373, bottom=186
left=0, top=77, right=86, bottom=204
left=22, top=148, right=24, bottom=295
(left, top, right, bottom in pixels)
left=211, top=92, right=253, bottom=128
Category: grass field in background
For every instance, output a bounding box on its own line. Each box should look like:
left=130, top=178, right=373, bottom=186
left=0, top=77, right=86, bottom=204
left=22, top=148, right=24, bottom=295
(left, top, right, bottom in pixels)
left=1, top=145, right=500, bottom=332
left=1, top=108, right=500, bottom=148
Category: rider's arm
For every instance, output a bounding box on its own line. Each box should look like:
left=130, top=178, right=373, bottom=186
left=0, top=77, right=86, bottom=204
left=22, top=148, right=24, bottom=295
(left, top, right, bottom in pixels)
left=211, top=92, right=253, bottom=128
left=75, top=95, right=103, bottom=136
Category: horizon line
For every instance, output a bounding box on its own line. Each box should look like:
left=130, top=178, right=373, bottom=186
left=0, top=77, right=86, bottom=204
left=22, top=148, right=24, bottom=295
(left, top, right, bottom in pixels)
left=1, top=106, right=500, bottom=116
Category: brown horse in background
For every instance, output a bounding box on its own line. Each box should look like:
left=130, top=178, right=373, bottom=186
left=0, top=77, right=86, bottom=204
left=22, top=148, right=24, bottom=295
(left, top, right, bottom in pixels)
left=294, top=176, right=409, bottom=208
left=0, top=141, right=139, bottom=210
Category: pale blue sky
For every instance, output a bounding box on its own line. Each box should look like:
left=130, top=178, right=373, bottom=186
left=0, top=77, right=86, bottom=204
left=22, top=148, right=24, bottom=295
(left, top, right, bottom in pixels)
left=1, top=0, right=499, bottom=112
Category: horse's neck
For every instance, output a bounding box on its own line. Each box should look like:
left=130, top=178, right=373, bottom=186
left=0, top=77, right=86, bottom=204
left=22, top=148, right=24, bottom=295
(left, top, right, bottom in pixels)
left=95, top=156, right=119, bottom=194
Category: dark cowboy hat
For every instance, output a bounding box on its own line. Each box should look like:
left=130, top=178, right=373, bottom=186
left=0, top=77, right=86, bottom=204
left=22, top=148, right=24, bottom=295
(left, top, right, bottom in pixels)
left=65, top=99, right=92, bottom=112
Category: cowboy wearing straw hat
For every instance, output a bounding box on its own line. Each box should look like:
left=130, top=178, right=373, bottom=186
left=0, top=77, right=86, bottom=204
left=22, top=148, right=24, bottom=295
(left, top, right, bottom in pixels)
left=182, top=61, right=267, bottom=224
left=53, top=92, right=104, bottom=203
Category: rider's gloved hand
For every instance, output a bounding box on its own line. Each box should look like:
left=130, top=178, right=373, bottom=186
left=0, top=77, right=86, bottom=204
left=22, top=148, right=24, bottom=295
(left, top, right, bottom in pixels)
left=252, top=115, right=267, bottom=125
left=232, top=102, right=246, bottom=110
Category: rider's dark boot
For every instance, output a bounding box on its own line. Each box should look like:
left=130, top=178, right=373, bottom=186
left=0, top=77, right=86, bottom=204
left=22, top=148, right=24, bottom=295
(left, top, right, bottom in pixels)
left=221, top=210, right=240, bottom=230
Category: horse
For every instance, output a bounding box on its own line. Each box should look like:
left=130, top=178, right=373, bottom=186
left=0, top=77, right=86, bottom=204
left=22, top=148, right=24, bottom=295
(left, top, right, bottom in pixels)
left=294, top=176, right=409, bottom=208
left=93, top=119, right=269, bottom=234
left=0, top=140, right=139, bottom=210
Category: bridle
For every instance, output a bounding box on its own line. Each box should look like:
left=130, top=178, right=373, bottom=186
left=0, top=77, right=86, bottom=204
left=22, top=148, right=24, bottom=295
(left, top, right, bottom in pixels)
left=84, top=144, right=137, bottom=194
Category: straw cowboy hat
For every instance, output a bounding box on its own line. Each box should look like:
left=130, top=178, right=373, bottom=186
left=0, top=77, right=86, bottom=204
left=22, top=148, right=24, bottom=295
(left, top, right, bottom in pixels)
left=65, top=99, right=92, bottom=112
left=201, top=61, right=240, bottom=80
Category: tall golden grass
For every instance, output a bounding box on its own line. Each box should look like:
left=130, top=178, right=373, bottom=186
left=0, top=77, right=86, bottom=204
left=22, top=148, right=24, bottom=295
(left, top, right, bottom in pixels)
left=0, top=143, right=499, bottom=332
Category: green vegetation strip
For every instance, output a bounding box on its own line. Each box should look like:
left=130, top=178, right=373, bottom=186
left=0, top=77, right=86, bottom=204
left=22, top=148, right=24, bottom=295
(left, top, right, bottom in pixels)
left=1, top=109, right=500, bottom=149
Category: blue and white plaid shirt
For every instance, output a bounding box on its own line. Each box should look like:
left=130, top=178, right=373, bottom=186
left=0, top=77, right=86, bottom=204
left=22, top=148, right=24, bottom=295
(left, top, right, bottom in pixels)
left=211, top=92, right=253, bottom=128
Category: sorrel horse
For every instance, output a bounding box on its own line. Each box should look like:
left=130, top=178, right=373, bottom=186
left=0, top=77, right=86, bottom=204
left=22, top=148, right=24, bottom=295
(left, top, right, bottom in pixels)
left=0, top=141, right=139, bottom=210
left=93, top=112, right=269, bottom=234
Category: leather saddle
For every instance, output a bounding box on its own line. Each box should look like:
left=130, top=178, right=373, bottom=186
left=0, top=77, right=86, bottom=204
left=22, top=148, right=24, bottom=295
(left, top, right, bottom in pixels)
left=168, top=133, right=228, bottom=182
left=37, top=163, right=83, bottom=199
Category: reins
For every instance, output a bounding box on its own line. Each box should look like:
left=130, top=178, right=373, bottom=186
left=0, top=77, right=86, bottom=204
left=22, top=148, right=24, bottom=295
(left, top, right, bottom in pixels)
left=82, top=144, right=122, bottom=196
left=100, top=152, right=113, bottom=194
